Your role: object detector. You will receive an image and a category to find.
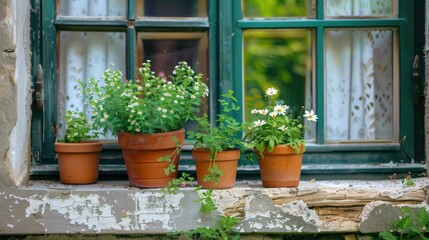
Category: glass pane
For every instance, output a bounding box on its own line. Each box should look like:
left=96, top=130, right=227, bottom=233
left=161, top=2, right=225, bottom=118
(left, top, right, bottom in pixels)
left=57, top=31, right=126, bottom=139
left=325, top=29, right=395, bottom=142
left=243, top=0, right=315, bottom=19
left=58, top=0, right=127, bottom=18
left=243, top=30, right=314, bottom=140
left=136, top=32, right=209, bottom=131
left=325, top=0, right=398, bottom=18
left=136, top=0, right=207, bottom=18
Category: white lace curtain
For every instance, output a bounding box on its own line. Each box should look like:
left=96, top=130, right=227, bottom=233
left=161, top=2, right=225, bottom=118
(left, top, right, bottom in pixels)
left=57, top=0, right=126, bottom=139
left=325, top=0, right=395, bottom=142
left=57, top=0, right=395, bottom=142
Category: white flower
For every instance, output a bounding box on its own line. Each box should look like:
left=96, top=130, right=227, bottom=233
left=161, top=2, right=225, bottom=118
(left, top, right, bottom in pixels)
left=273, top=104, right=288, bottom=115
left=251, top=109, right=259, bottom=114
left=160, top=97, right=165, bottom=101
left=266, top=87, right=278, bottom=96
left=278, top=125, right=287, bottom=131
left=259, top=109, right=269, bottom=115
left=162, top=114, right=167, bottom=118
left=269, top=112, right=277, bottom=118
left=253, top=120, right=266, bottom=127
left=145, top=83, right=151, bottom=87
left=137, top=86, right=143, bottom=91
left=304, top=110, right=318, bottom=122
left=136, top=128, right=141, bottom=132
left=173, top=100, right=178, bottom=104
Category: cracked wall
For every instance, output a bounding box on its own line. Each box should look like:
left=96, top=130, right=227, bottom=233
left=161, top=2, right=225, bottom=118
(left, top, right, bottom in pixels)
left=0, top=0, right=32, bottom=187
left=1, top=179, right=428, bottom=235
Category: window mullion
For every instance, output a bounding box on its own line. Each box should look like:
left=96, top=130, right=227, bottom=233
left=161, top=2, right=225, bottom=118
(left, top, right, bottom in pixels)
left=316, top=26, right=324, bottom=144
left=42, top=0, right=57, bottom=161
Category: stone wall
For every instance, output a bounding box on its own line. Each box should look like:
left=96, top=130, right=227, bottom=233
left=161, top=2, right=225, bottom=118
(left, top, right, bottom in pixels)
left=0, top=0, right=31, bottom=186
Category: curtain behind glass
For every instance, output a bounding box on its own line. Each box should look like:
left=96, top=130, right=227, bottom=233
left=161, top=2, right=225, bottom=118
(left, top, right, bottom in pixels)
left=325, top=0, right=394, bottom=142
left=57, top=1, right=126, bottom=140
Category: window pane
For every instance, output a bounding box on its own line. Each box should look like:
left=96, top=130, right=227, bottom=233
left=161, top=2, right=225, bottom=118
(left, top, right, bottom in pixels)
left=136, top=0, right=207, bottom=18
left=136, top=32, right=209, bottom=131
left=58, top=0, right=127, bottom=18
left=325, top=0, right=398, bottom=18
left=325, top=29, right=395, bottom=142
left=243, top=30, right=314, bottom=140
left=243, top=0, right=315, bottom=19
left=57, top=31, right=126, bottom=139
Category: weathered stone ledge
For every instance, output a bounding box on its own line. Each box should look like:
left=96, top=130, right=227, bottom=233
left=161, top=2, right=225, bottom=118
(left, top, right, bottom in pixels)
left=0, top=178, right=428, bottom=235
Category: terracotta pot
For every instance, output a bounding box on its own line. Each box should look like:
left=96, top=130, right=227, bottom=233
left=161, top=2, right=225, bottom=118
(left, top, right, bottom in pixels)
left=118, top=129, right=185, bottom=188
left=192, top=148, right=240, bottom=189
left=256, top=144, right=304, bottom=188
left=55, top=142, right=102, bottom=184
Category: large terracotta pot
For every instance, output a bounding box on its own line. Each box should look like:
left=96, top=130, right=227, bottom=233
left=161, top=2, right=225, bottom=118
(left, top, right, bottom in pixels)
left=118, top=129, right=185, bottom=188
left=192, top=148, right=240, bottom=189
left=256, top=144, right=304, bottom=188
left=55, top=142, right=102, bottom=184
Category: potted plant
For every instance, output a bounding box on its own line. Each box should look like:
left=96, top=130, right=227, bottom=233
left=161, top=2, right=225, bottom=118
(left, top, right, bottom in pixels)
left=80, top=61, right=208, bottom=188
left=188, top=90, right=244, bottom=189
left=55, top=110, right=102, bottom=184
left=243, top=87, right=317, bottom=188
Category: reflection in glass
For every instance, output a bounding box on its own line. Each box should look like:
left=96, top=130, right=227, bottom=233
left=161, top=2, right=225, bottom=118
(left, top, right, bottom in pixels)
left=136, top=32, right=209, bottom=131
left=325, top=29, right=394, bottom=142
left=58, top=0, right=126, bottom=17
left=57, top=31, right=126, bottom=139
left=136, top=0, right=207, bottom=18
left=243, top=30, right=314, bottom=140
left=325, top=0, right=397, bottom=18
left=243, top=0, right=315, bottom=19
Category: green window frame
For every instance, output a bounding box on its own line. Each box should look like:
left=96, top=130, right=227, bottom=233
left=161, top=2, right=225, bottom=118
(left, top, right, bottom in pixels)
left=30, top=0, right=426, bottom=179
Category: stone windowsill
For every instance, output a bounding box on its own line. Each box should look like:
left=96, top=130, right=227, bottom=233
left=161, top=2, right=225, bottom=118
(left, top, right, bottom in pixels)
left=0, top=178, right=428, bottom=235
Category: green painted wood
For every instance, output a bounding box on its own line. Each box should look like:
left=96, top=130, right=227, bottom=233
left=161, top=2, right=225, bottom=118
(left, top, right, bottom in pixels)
left=237, top=19, right=406, bottom=29
left=128, top=0, right=135, bottom=20
left=231, top=0, right=243, bottom=123
left=126, top=27, right=136, bottom=81
left=316, top=0, right=324, bottom=20
left=54, top=19, right=127, bottom=31
left=41, top=0, right=57, bottom=161
left=218, top=0, right=234, bottom=106
left=208, top=0, right=218, bottom=123
left=134, top=20, right=209, bottom=29
left=30, top=0, right=43, bottom=164
left=316, top=27, right=324, bottom=144
left=398, top=0, right=415, bottom=163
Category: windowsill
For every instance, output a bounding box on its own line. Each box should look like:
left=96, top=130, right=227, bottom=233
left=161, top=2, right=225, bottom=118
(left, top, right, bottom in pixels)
left=1, top=177, right=428, bottom=235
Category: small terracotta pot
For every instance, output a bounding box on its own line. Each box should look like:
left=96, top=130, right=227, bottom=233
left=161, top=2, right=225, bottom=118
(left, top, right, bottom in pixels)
left=118, top=129, right=185, bottom=188
left=192, top=148, right=240, bottom=189
left=55, top=142, right=102, bottom=184
left=256, top=144, right=304, bottom=188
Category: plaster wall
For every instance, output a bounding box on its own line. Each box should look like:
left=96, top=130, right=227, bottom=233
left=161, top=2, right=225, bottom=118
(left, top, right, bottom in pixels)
left=0, top=0, right=31, bottom=187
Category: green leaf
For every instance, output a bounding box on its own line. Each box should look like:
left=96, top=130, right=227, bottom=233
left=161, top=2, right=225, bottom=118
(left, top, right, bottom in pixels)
left=379, top=231, right=398, bottom=240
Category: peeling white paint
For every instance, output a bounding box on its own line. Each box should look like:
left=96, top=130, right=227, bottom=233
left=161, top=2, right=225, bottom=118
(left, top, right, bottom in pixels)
left=130, top=191, right=184, bottom=231
left=10, top=193, right=132, bottom=233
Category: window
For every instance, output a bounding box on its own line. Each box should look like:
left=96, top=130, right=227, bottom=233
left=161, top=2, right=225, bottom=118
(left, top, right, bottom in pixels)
left=31, top=0, right=426, bottom=179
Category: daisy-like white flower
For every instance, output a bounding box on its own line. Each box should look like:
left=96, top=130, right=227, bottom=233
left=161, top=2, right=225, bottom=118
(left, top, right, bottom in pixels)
left=254, top=119, right=266, bottom=127
left=278, top=125, right=287, bottom=131
left=266, top=87, right=278, bottom=96
left=303, top=110, right=318, bottom=122
left=269, top=112, right=277, bottom=118
left=273, top=104, right=289, bottom=115
left=259, top=109, right=269, bottom=115
left=251, top=109, right=259, bottom=114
